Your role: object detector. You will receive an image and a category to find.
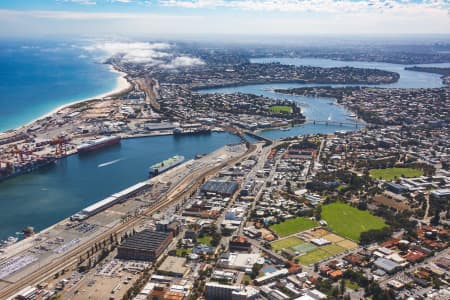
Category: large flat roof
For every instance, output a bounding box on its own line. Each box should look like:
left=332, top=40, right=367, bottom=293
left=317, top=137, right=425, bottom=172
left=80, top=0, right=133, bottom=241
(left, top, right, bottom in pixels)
left=120, top=230, right=171, bottom=251
left=158, top=256, right=188, bottom=274
left=82, top=196, right=118, bottom=214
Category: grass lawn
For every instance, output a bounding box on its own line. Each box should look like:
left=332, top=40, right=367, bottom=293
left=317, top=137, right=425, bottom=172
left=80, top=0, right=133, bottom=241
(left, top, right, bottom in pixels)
left=175, top=248, right=192, bottom=257
left=297, top=248, right=330, bottom=265
left=270, top=105, right=293, bottom=114
left=321, top=244, right=346, bottom=256
left=197, top=235, right=213, bottom=245
left=322, top=202, right=387, bottom=241
left=270, top=217, right=317, bottom=237
left=271, top=237, right=305, bottom=251
left=344, top=279, right=360, bottom=290
left=242, top=274, right=252, bottom=284
left=336, top=185, right=348, bottom=191
left=369, top=167, right=423, bottom=181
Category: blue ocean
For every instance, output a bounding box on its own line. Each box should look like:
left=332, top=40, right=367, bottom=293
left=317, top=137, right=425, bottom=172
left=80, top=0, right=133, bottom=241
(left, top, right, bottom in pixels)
left=0, top=39, right=119, bottom=132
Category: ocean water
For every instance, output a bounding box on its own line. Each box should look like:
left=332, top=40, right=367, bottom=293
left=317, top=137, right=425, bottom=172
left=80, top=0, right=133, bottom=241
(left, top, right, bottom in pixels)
left=0, top=39, right=118, bottom=132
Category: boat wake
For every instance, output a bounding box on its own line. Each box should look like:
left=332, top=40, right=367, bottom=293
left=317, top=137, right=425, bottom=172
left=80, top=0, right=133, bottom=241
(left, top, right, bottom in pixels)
left=98, top=158, right=123, bottom=168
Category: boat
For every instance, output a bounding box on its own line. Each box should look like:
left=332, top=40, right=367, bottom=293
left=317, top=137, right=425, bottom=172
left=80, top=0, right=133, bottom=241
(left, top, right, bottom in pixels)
left=149, top=155, right=185, bottom=177
left=280, top=127, right=291, bottom=131
left=173, top=127, right=211, bottom=136
left=77, top=136, right=121, bottom=153
left=0, top=156, right=57, bottom=182
left=1, top=236, right=19, bottom=248
left=195, top=153, right=206, bottom=159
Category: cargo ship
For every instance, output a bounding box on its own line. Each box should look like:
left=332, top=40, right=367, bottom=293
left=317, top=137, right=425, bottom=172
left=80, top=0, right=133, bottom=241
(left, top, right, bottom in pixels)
left=149, top=155, right=185, bottom=177
left=173, top=127, right=211, bottom=136
left=77, top=136, right=121, bottom=153
left=0, top=156, right=57, bottom=182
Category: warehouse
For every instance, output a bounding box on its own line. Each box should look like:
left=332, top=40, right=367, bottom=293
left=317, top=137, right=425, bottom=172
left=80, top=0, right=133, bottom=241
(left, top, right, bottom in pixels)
left=373, top=257, right=401, bottom=274
left=117, top=230, right=173, bottom=261
left=201, top=180, right=239, bottom=196
left=79, top=181, right=150, bottom=217
left=157, top=256, right=189, bottom=277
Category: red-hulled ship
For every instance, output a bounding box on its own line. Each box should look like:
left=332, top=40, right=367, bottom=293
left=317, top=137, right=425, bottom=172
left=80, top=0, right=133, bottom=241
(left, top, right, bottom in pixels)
left=77, top=136, right=121, bottom=153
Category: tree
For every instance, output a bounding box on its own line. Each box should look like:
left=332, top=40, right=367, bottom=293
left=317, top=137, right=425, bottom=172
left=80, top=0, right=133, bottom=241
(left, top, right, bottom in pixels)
left=211, top=232, right=222, bottom=247
left=431, top=209, right=440, bottom=226
left=340, top=279, right=346, bottom=295
left=360, top=227, right=392, bottom=245
left=314, top=205, right=322, bottom=221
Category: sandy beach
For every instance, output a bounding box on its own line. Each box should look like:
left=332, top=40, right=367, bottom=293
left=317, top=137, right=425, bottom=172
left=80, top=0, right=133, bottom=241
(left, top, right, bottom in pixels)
left=19, top=65, right=132, bottom=131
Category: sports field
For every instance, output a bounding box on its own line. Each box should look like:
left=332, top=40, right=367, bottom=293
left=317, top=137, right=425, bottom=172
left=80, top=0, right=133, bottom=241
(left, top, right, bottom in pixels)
left=322, top=202, right=386, bottom=241
left=297, top=244, right=347, bottom=265
left=369, top=167, right=423, bottom=180
left=271, top=237, right=305, bottom=251
left=270, top=217, right=317, bottom=237
left=270, top=105, right=293, bottom=114
left=297, top=248, right=330, bottom=265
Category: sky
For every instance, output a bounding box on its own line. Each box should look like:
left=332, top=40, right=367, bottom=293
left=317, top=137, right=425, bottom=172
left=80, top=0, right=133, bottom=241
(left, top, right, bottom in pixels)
left=0, top=0, right=449, bottom=38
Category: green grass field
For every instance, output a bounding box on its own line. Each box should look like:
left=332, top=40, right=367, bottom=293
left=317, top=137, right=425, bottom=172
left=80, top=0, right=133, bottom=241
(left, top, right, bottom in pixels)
left=270, top=217, right=317, bottom=237
left=297, top=248, right=330, bottom=265
left=369, top=167, right=423, bottom=181
left=197, top=235, right=212, bottom=245
left=345, top=279, right=360, bottom=290
left=322, top=202, right=387, bottom=241
left=321, top=244, right=346, bottom=256
left=271, top=237, right=305, bottom=251
left=175, top=248, right=192, bottom=257
left=270, top=105, right=293, bottom=114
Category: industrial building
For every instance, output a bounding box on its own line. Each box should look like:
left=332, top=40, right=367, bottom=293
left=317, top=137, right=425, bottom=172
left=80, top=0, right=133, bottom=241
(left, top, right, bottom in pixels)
left=205, top=282, right=259, bottom=300
left=229, top=236, right=252, bottom=252
left=157, top=256, right=189, bottom=277
left=73, top=181, right=150, bottom=218
left=373, top=257, right=401, bottom=274
left=117, top=230, right=173, bottom=261
left=201, top=180, right=239, bottom=196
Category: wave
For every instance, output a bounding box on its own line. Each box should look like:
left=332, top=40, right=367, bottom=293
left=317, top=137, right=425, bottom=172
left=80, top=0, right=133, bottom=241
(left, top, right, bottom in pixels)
left=98, top=158, right=123, bottom=168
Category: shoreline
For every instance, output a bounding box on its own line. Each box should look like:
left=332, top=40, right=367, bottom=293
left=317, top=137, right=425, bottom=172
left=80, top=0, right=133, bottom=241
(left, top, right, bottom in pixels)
left=13, top=65, right=132, bottom=134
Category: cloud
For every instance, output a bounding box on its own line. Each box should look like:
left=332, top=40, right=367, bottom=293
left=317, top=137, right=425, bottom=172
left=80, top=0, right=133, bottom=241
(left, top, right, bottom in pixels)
left=0, top=9, right=144, bottom=20
left=64, top=0, right=97, bottom=5
left=83, top=41, right=205, bottom=67
left=159, top=0, right=450, bottom=14
left=164, top=56, right=205, bottom=68
left=0, top=1, right=448, bottom=36
left=83, top=41, right=171, bottom=63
